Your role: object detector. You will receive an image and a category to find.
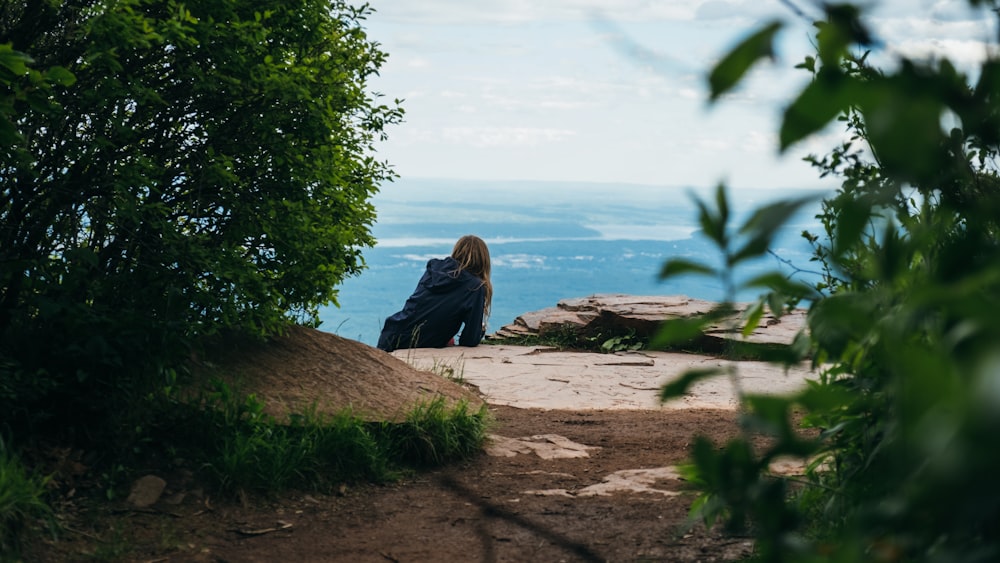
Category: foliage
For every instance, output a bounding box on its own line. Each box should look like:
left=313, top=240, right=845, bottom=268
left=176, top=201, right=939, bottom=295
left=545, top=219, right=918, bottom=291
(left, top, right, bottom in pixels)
left=382, top=397, right=491, bottom=466
left=658, top=2, right=1000, bottom=561
left=0, top=1, right=401, bottom=431
left=489, top=322, right=793, bottom=360
left=395, top=355, right=468, bottom=384
left=486, top=325, right=587, bottom=350
left=431, top=357, right=466, bottom=384
left=166, top=381, right=489, bottom=494
left=488, top=326, right=648, bottom=353
left=0, top=40, right=73, bottom=145
left=600, top=331, right=643, bottom=353
left=0, top=437, right=51, bottom=559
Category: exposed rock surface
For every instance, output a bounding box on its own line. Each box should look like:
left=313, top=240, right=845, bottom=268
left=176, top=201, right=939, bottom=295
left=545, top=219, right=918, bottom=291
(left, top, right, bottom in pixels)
left=492, top=293, right=807, bottom=348
left=187, top=296, right=806, bottom=421
left=394, top=345, right=815, bottom=410
left=126, top=475, right=167, bottom=508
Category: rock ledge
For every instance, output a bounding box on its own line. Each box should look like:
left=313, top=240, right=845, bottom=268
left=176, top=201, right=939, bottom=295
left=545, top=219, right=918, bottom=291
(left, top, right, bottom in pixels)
left=492, top=294, right=805, bottom=347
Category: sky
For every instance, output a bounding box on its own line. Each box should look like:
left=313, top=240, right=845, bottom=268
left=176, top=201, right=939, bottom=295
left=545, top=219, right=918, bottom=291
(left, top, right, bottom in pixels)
left=362, top=0, right=996, bottom=191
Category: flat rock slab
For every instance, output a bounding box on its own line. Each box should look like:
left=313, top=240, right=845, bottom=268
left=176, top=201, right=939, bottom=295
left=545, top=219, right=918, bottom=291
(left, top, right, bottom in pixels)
left=493, top=293, right=808, bottom=348
left=392, top=345, right=815, bottom=411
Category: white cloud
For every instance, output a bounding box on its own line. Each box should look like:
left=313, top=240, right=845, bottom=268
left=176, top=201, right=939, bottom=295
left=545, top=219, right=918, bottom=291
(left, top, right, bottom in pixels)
left=694, top=0, right=792, bottom=22
left=863, top=9, right=998, bottom=76
left=870, top=0, right=983, bottom=22
left=441, top=126, right=577, bottom=147
left=889, top=38, right=996, bottom=70
left=875, top=14, right=994, bottom=45
left=678, top=86, right=701, bottom=100
left=742, top=130, right=773, bottom=152
left=373, top=1, right=700, bottom=25
left=538, top=99, right=595, bottom=110
left=693, top=136, right=732, bottom=151
left=405, top=57, right=431, bottom=69
left=365, top=0, right=995, bottom=189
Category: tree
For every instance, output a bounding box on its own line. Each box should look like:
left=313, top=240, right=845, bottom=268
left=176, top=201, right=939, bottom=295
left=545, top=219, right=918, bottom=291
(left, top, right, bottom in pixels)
left=658, top=1, right=1000, bottom=560
left=0, top=1, right=401, bottom=422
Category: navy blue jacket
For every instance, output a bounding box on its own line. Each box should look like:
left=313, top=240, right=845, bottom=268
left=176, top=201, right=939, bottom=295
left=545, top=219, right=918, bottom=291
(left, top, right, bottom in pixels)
left=377, top=257, right=486, bottom=352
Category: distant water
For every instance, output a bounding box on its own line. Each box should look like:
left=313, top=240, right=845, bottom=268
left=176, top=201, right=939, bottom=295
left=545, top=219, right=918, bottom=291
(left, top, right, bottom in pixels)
left=317, top=178, right=831, bottom=346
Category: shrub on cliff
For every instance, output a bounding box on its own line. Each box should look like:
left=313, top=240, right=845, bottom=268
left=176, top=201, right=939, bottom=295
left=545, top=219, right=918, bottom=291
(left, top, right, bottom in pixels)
left=659, top=2, right=1000, bottom=560
left=0, top=1, right=402, bottom=431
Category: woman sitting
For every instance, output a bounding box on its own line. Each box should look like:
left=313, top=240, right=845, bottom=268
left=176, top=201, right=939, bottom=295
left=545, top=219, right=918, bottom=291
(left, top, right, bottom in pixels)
left=377, top=235, right=492, bottom=352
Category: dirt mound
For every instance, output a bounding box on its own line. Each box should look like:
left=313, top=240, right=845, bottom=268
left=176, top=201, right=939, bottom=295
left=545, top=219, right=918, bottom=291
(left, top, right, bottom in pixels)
left=192, top=325, right=483, bottom=421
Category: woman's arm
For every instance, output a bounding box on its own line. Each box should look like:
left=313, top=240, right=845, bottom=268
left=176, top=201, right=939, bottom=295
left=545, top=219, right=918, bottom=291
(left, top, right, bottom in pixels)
left=457, top=286, right=486, bottom=347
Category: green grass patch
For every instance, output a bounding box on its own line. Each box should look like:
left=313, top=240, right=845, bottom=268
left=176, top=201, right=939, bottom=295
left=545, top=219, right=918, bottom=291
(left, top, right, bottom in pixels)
left=163, top=381, right=491, bottom=495
left=380, top=398, right=488, bottom=466
left=0, top=437, right=52, bottom=560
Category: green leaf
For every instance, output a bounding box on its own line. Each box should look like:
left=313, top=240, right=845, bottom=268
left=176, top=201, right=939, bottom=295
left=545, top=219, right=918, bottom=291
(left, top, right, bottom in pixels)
left=650, top=303, right=735, bottom=348
left=739, top=273, right=816, bottom=300
left=660, top=367, right=727, bottom=402
left=0, top=119, right=20, bottom=145
left=739, top=195, right=818, bottom=239
left=0, top=44, right=32, bottom=76
left=708, top=20, right=783, bottom=102
left=659, top=258, right=716, bottom=281
left=795, top=55, right=816, bottom=73
left=690, top=490, right=726, bottom=529
left=766, top=291, right=785, bottom=318
left=729, top=237, right=770, bottom=266
left=794, top=379, right=856, bottom=414
left=728, top=340, right=808, bottom=366
left=741, top=273, right=788, bottom=290
left=833, top=197, right=870, bottom=256
left=741, top=301, right=764, bottom=338
left=780, top=68, right=852, bottom=150
left=43, top=66, right=76, bottom=87
left=825, top=3, right=873, bottom=47
left=714, top=182, right=730, bottom=228
left=968, top=60, right=1000, bottom=146
left=732, top=195, right=818, bottom=264
left=677, top=462, right=707, bottom=486
left=807, top=292, right=880, bottom=357
left=859, top=70, right=950, bottom=183
left=650, top=316, right=713, bottom=348
left=743, top=394, right=793, bottom=434
left=695, top=197, right=725, bottom=247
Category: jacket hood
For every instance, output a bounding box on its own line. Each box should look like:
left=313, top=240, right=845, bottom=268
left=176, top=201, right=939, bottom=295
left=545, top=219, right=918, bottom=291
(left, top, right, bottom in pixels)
left=425, top=256, right=467, bottom=292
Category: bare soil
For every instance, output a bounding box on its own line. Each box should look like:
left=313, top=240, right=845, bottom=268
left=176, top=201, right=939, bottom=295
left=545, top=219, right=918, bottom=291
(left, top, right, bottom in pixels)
left=23, top=328, right=757, bottom=562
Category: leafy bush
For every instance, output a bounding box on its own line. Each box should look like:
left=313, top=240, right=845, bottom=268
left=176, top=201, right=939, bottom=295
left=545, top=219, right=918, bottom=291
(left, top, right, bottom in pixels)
left=658, top=2, right=1000, bottom=561
left=0, top=0, right=402, bottom=432
left=0, top=438, right=51, bottom=559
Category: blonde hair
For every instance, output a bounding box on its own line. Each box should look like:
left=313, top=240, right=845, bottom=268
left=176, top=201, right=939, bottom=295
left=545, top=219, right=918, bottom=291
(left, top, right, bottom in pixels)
left=451, top=235, right=492, bottom=319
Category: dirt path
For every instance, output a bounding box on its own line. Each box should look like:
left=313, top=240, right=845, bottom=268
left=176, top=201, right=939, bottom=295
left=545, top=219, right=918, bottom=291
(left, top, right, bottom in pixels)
left=31, top=406, right=755, bottom=562
left=24, top=332, right=803, bottom=561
